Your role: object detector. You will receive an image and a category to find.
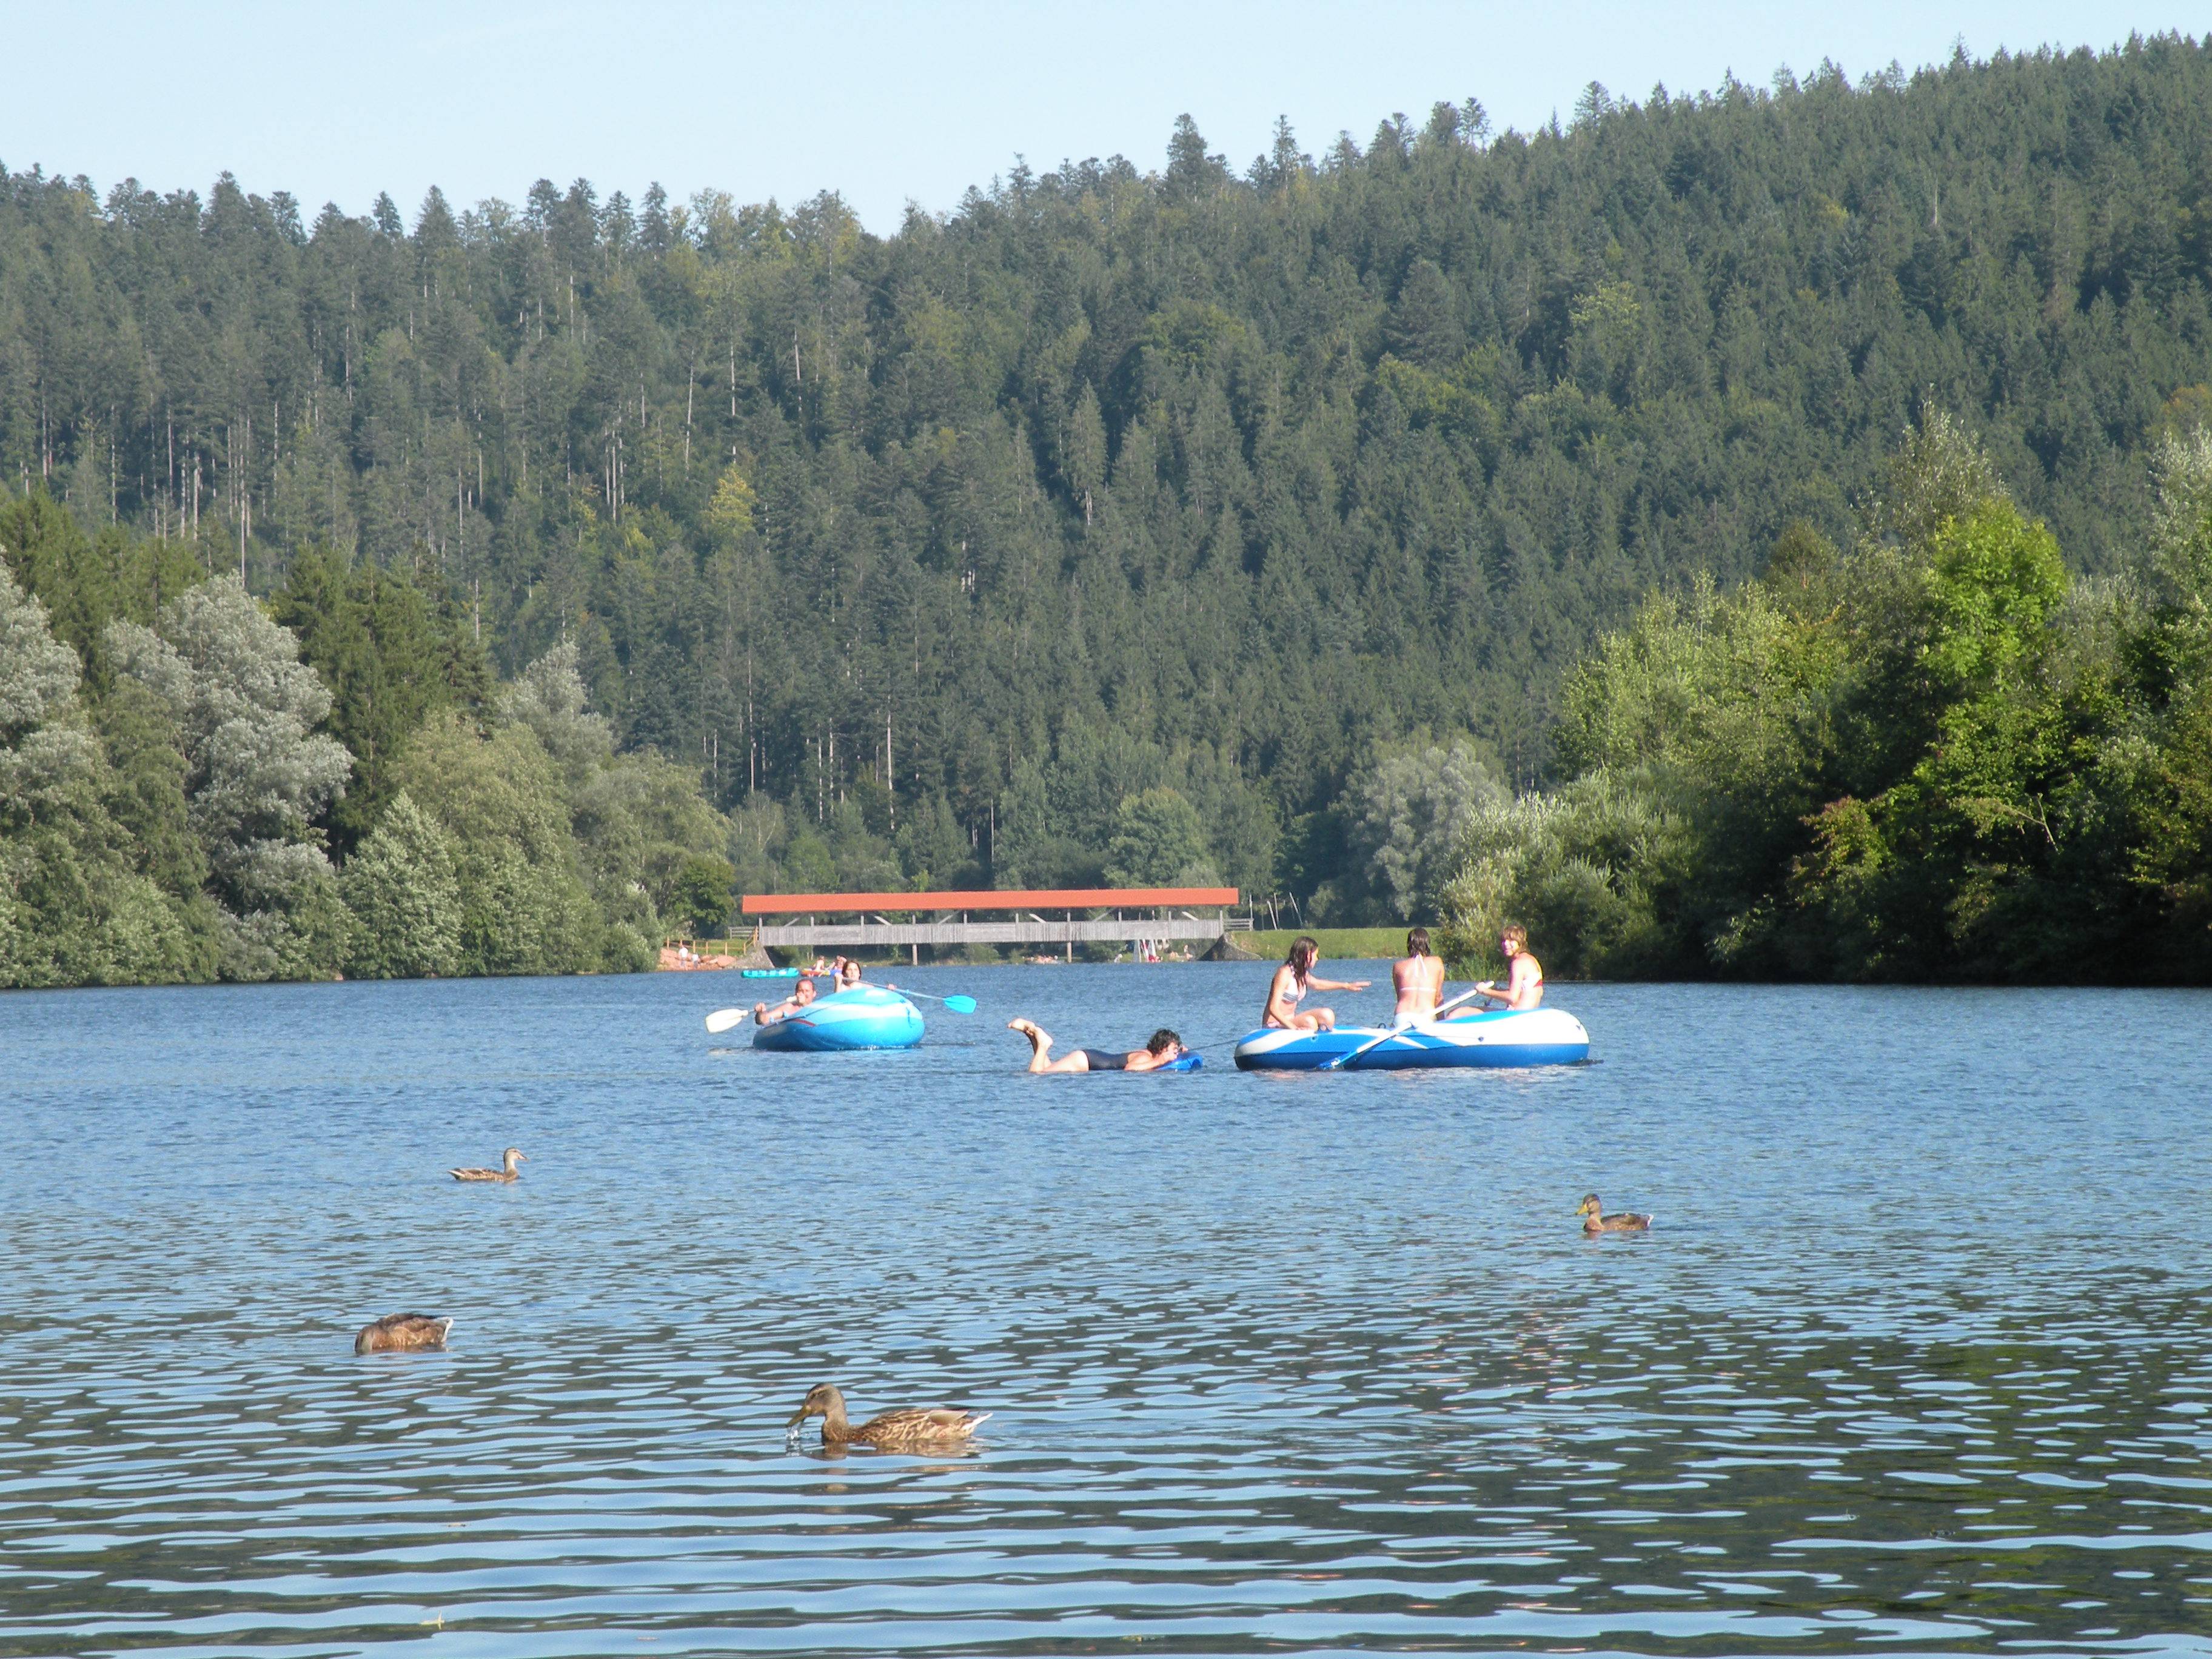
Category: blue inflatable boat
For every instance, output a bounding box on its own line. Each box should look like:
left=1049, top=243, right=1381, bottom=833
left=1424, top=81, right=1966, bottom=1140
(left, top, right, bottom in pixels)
left=1233, top=1007, right=1590, bottom=1071
left=752, top=985, right=926, bottom=1052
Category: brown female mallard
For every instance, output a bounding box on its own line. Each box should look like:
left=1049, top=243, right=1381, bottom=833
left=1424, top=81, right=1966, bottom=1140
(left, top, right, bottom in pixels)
left=450, top=1148, right=525, bottom=1182
left=354, top=1313, right=454, bottom=1354
left=785, top=1383, right=990, bottom=1450
left=1577, top=1193, right=1652, bottom=1234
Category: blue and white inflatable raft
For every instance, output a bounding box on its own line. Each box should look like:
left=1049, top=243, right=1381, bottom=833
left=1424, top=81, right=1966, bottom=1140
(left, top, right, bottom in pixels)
left=1233, top=1007, right=1590, bottom=1071
left=752, top=984, right=926, bottom=1052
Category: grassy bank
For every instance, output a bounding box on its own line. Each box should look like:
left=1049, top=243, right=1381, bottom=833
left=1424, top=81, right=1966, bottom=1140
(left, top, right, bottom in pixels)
left=1241, top=928, right=1409, bottom=962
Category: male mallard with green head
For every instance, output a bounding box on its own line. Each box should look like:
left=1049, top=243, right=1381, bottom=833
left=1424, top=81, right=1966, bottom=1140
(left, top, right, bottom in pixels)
left=785, top=1383, right=989, bottom=1449
left=1577, top=1193, right=1652, bottom=1234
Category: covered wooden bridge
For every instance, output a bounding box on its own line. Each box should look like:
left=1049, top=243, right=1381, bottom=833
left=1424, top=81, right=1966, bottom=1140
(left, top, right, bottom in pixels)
left=739, top=886, right=1243, bottom=958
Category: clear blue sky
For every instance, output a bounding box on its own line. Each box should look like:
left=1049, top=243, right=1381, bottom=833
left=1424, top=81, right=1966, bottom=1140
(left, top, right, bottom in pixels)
left=1, top=1, right=2196, bottom=231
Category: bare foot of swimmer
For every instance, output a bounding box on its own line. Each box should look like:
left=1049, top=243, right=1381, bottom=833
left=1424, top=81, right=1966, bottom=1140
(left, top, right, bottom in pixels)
left=1008, top=1017, right=1057, bottom=1071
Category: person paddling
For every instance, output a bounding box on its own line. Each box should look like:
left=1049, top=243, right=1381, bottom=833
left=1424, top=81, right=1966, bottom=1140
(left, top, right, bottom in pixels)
left=754, top=974, right=819, bottom=1025
left=1007, top=1021, right=1185, bottom=1073
left=1464, top=923, right=1544, bottom=1011
left=1392, top=927, right=1446, bottom=1023
left=1263, top=936, right=1369, bottom=1031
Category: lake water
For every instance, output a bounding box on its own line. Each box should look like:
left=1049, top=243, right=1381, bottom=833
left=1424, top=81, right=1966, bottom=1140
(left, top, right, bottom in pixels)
left=4, top=965, right=2210, bottom=1657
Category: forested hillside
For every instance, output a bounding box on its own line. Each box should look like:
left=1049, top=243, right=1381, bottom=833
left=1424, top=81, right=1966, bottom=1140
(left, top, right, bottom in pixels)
left=4, top=36, right=2211, bottom=971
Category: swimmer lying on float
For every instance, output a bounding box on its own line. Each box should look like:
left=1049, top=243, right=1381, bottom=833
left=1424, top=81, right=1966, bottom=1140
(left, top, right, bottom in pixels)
left=1008, top=1019, right=1190, bottom=1072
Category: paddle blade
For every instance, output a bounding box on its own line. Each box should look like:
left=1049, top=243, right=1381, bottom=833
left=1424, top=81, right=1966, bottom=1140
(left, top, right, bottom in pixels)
left=940, top=994, right=977, bottom=1013
left=704, top=1008, right=748, bottom=1034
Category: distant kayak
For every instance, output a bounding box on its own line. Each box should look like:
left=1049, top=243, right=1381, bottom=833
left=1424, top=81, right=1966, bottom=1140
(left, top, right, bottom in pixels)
left=742, top=968, right=802, bottom=978
left=1233, top=1008, right=1590, bottom=1071
left=752, top=984, right=925, bottom=1051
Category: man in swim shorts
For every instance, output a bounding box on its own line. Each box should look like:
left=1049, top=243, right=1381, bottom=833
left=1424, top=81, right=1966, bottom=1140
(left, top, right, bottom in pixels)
left=1464, top=922, right=1544, bottom=1011
left=1007, top=1020, right=1185, bottom=1072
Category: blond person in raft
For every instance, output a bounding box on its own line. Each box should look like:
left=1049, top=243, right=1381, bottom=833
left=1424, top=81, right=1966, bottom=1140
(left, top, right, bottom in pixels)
left=1007, top=1021, right=1186, bottom=1072
left=1463, top=923, right=1544, bottom=1011
left=1262, top=935, right=1370, bottom=1031
left=1392, top=927, right=1446, bottom=1023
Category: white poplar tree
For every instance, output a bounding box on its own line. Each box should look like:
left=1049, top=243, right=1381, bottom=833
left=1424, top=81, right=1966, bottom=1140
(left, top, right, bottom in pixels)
left=107, top=577, right=353, bottom=979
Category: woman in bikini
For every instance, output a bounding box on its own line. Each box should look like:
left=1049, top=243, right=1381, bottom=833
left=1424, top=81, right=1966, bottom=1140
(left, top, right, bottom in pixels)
left=1263, top=936, right=1369, bottom=1031
left=1462, top=923, right=1544, bottom=1011
left=1391, top=927, right=1446, bottom=1022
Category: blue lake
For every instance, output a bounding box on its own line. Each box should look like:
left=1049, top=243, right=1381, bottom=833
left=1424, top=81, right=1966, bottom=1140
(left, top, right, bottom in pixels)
left=3, top=965, right=2210, bottom=1655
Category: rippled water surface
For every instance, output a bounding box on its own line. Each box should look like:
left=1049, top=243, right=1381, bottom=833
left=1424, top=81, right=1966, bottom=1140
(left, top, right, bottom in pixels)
left=4, top=967, right=2211, bottom=1657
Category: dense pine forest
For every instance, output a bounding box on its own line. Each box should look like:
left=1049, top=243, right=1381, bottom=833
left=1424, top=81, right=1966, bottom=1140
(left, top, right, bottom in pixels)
left=4, top=35, right=2211, bottom=984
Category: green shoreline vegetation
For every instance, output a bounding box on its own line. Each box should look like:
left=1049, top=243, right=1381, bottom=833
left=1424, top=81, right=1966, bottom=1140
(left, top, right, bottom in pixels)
left=1242, top=928, right=1410, bottom=962
left=1438, top=417, right=2212, bottom=982
left=4, top=38, right=2212, bottom=986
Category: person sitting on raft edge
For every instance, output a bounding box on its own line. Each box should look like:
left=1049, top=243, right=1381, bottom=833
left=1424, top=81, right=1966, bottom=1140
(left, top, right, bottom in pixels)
left=1463, top=922, right=1544, bottom=1011
left=1392, top=927, right=1445, bottom=1023
left=1008, top=1020, right=1185, bottom=1073
left=754, top=974, right=819, bottom=1025
left=1263, top=935, right=1369, bottom=1031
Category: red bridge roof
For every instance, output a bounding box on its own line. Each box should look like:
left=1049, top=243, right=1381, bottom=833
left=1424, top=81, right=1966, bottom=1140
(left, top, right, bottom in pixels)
left=742, top=886, right=1239, bottom=916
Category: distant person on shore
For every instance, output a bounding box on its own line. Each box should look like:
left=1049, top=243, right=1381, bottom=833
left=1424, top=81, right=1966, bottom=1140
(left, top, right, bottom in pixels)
left=1262, top=936, right=1369, bottom=1031
left=754, top=975, right=819, bottom=1025
left=1007, top=1019, right=1185, bottom=1072
left=1464, top=923, right=1544, bottom=1011
left=1392, top=927, right=1446, bottom=1023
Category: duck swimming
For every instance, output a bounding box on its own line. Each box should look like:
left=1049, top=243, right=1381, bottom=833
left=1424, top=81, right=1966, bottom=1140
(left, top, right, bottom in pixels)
left=1577, top=1193, right=1652, bottom=1234
left=785, top=1383, right=990, bottom=1450
left=354, top=1313, right=454, bottom=1354
left=450, top=1148, right=525, bottom=1182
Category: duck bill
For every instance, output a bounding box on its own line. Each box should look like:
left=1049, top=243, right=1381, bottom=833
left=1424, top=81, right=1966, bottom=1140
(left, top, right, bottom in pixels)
left=785, top=1407, right=812, bottom=1429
